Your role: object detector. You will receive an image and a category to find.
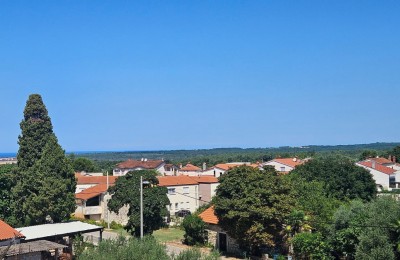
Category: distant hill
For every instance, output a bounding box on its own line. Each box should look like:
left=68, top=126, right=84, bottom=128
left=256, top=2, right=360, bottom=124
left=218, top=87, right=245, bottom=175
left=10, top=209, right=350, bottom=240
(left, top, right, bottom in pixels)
left=75, top=142, right=400, bottom=166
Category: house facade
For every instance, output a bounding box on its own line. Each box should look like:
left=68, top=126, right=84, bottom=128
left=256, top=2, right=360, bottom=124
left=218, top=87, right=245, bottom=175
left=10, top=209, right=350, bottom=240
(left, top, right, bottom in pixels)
left=0, top=219, right=25, bottom=246
left=177, top=163, right=202, bottom=176
left=157, top=176, right=199, bottom=216
left=113, top=159, right=166, bottom=176
left=189, top=176, right=219, bottom=206
left=356, top=160, right=400, bottom=191
left=262, top=158, right=304, bottom=173
left=202, top=163, right=259, bottom=178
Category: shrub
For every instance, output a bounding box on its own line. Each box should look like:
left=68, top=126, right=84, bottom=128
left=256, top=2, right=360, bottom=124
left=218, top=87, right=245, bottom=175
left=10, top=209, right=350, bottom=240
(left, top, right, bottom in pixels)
left=181, top=215, right=207, bottom=246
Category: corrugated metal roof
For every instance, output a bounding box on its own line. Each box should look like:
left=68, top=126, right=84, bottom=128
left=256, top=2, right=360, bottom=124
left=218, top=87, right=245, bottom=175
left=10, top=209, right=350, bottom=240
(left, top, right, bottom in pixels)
left=17, top=221, right=103, bottom=241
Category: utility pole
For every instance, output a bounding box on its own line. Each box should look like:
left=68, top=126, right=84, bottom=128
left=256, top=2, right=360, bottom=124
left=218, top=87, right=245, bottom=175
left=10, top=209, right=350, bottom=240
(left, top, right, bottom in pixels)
left=107, top=171, right=110, bottom=230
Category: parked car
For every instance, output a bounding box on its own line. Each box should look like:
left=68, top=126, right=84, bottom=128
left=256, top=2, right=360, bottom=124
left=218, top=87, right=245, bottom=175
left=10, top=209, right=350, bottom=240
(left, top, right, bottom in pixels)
left=175, top=210, right=191, bottom=218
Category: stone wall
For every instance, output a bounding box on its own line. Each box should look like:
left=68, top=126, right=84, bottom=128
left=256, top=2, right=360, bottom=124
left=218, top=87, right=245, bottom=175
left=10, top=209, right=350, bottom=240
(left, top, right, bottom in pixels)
left=206, top=224, right=241, bottom=255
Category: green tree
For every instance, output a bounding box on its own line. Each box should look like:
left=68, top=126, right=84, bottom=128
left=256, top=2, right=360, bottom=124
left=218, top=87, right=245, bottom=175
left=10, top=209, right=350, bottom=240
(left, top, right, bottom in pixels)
left=12, top=94, right=76, bottom=226
left=292, top=232, right=332, bottom=260
left=359, top=150, right=377, bottom=161
left=182, top=214, right=207, bottom=246
left=72, top=157, right=96, bottom=172
left=13, top=135, right=76, bottom=225
left=214, top=166, right=295, bottom=254
left=390, top=146, right=400, bottom=163
left=355, top=229, right=395, bottom=260
left=290, top=155, right=377, bottom=201
left=108, top=170, right=169, bottom=236
left=0, top=165, right=17, bottom=225
left=17, top=94, right=54, bottom=171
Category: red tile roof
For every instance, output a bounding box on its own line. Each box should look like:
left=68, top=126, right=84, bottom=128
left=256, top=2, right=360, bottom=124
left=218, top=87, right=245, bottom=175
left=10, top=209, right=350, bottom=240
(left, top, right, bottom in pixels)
left=75, top=173, right=118, bottom=185
left=358, top=161, right=396, bottom=175
left=116, top=159, right=164, bottom=169
left=179, top=164, right=201, bottom=171
left=189, top=176, right=219, bottom=183
left=199, top=206, right=218, bottom=225
left=368, top=157, right=393, bottom=165
left=213, top=163, right=257, bottom=171
left=0, top=220, right=25, bottom=241
left=157, top=176, right=199, bottom=186
left=75, top=184, right=109, bottom=200
left=272, top=158, right=303, bottom=168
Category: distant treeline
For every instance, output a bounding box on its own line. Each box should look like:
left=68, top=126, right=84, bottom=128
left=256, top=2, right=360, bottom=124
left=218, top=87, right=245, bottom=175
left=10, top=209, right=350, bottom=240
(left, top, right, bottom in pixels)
left=77, top=142, right=400, bottom=168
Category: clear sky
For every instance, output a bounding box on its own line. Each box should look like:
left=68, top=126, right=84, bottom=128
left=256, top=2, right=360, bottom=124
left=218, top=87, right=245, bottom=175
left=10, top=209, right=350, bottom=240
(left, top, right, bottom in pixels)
left=1, top=1, right=399, bottom=152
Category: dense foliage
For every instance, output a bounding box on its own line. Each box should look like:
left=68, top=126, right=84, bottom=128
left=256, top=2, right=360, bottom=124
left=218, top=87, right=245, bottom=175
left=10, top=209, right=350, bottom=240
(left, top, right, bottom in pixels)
left=290, top=155, right=377, bottom=201
left=108, top=170, right=170, bottom=236
left=10, top=94, right=76, bottom=226
left=70, top=156, right=97, bottom=172
left=214, top=165, right=295, bottom=254
left=0, top=165, right=16, bottom=224
left=78, top=236, right=219, bottom=260
left=182, top=214, right=207, bottom=246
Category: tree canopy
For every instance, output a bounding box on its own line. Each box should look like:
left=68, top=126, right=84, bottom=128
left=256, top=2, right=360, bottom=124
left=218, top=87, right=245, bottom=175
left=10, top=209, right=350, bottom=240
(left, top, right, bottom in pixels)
left=11, top=94, right=76, bottom=226
left=71, top=156, right=97, bottom=173
left=290, top=155, right=377, bottom=201
left=214, top=165, right=295, bottom=254
left=108, top=170, right=170, bottom=236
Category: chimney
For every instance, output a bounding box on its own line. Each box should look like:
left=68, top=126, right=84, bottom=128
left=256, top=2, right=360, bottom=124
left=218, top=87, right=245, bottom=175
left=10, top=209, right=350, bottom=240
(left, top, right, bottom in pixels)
left=202, top=162, right=207, bottom=171
left=393, top=156, right=397, bottom=163
left=372, top=161, right=376, bottom=169
left=141, top=158, right=144, bottom=161
left=144, top=158, right=148, bottom=162
left=179, top=163, right=183, bottom=169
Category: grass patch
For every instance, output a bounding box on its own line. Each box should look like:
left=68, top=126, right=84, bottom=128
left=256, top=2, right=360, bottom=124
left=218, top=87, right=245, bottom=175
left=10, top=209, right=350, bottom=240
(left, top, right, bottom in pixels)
left=153, top=228, right=184, bottom=243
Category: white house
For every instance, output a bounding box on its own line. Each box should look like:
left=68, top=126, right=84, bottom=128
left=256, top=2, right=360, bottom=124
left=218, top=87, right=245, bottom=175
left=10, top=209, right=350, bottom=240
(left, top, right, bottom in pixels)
left=113, top=159, right=166, bottom=176
left=177, top=163, right=202, bottom=176
left=202, top=163, right=259, bottom=178
left=157, top=176, right=199, bottom=216
left=262, top=158, right=304, bottom=173
left=75, top=172, right=118, bottom=193
left=356, top=160, right=400, bottom=191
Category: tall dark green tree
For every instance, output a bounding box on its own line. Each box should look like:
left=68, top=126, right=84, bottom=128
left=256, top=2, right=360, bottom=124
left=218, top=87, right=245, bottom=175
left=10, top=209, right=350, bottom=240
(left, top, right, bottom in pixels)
left=17, top=94, right=53, bottom=171
left=0, top=164, right=17, bottom=225
left=108, top=170, right=169, bottom=236
left=12, top=94, right=76, bottom=226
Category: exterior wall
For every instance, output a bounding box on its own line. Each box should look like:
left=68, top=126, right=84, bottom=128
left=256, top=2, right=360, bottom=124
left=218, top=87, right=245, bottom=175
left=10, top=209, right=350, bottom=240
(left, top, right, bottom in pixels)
left=103, top=194, right=129, bottom=225
left=202, top=168, right=225, bottom=178
left=166, top=184, right=199, bottom=215
left=198, top=183, right=219, bottom=206
left=0, top=239, right=21, bottom=247
left=263, top=161, right=294, bottom=172
left=356, top=163, right=390, bottom=190
left=113, top=163, right=166, bottom=176
left=177, top=170, right=202, bottom=176
left=5, top=251, right=41, bottom=260
left=206, top=224, right=240, bottom=255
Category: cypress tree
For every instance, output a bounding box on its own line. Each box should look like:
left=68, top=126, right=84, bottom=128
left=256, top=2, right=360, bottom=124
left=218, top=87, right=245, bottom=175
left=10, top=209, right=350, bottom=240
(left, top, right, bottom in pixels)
left=17, top=94, right=53, bottom=171
left=13, top=94, right=76, bottom=225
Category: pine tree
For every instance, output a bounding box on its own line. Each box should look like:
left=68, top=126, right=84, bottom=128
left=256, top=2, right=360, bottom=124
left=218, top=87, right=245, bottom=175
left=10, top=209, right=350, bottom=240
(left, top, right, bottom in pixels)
left=13, top=94, right=76, bottom=226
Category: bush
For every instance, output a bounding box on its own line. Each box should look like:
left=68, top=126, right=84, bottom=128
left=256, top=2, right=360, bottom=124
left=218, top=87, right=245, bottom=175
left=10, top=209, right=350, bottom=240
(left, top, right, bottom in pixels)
left=172, top=248, right=219, bottom=260
left=181, top=215, right=207, bottom=246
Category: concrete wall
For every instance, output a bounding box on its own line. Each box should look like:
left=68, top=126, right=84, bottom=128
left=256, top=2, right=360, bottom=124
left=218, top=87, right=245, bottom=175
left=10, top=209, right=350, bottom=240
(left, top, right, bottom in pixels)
left=263, top=161, right=294, bottom=172
left=356, top=163, right=391, bottom=190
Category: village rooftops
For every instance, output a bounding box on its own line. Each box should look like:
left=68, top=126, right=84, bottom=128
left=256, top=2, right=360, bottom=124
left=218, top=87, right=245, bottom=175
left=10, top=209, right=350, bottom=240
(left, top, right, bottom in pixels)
left=270, top=158, right=304, bottom=168
left=0, top=219, right=25, bottom=241
left=367, top=157, right=394, bottom=165
left=179, top=163, right=201, bottom=171
left=189, top=176, right=219, bottom=183
left=116, top=159, right=164, bottom=169
left=199, top=206, right=218, bottom=225
left=157, top=175, right=199, bottom=186
left=75, top=173, right=118, bottom=185
left=213, top=163, right=259, bottom=171
left=357, top=161, right=396, bottom=175
left=75, top=183, right=109, bottom=200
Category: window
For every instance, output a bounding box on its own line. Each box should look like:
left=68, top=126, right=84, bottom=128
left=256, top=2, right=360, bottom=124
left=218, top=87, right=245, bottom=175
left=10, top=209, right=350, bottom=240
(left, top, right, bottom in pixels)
left=280, top=166, right=285, bottom=172
left=175, top=203, right=179, bottom=210
left=183, top=187, right=189, bottom=194
left=180, top=202, right=184, bottom=209
left=186, top=202, right=190, bottom=209
left=168, top=188, right=176, bottom=195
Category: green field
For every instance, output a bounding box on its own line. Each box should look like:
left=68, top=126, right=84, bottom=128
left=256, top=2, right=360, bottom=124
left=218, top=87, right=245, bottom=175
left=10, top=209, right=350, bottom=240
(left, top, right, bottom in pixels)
left=153, top=228, right=184, bottom=243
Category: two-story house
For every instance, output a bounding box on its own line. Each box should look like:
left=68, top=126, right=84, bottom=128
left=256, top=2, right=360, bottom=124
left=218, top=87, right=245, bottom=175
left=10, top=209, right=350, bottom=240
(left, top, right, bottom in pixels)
left=189, top=176, right=219, bottom=206
left=157, top=176, right=199, bottom=216
left=177, top=163, right=202, bottom=176
left=356, top=160, right=400, bottom=191
left=262, top=158, right=304, bottom=173
left=202, top=163, right=259, bottom=178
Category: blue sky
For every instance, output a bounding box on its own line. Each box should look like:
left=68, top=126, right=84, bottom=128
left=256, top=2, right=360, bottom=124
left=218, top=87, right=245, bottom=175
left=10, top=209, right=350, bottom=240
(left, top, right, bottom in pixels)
left=1, top=1, right=399, bottom=152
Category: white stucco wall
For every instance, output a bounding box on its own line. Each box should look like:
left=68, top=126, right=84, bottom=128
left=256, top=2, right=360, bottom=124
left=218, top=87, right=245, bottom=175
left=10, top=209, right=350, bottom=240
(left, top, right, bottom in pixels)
left=263, top=161, right=294, bottom=172
left=166, top=184, right=199, bottom=215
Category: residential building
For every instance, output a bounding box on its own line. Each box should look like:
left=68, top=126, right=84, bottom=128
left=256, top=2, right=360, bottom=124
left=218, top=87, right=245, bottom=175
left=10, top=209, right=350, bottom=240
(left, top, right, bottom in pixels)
left=75, top=172, right=118, bottom=193
left=189, top=176, right=219, bottom=206
left=199, top=207, right=240, bottom=254
left=177, top=163, right=202, bottom=176
left=0, top=219, right=25, bottom=246
left=157, top=176, right=199, bottom=216
left=113, top=159, right=166, bottom=176
left=262, top=158, right=304, bottom=173
left=202, top=162, right=259, bottom=178
left=356, top=160, right=400, bottom=191
left=163, top=164, right=179, bottom=176
left=0, top=157, right=17, bottom=165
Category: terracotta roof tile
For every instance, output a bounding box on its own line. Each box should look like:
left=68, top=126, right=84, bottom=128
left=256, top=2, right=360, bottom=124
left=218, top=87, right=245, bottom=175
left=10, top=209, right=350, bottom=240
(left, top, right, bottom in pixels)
left=116, top=159, right=164, bottom=169
left=272, top=158, right=304, bottom=168
left=358, top=161, right=396, bottom=175
left=189, top=176, right=219, bottom=183
left=179, top=164, right=201, bottom=171
left=75, top=174, right=118, bottom=185
left=75, top=184, right=109, bottom=200
left=368, top=157, right=393, bottom=165
left=157, top=176, right=198, bottom=186
left=0, top=220, right=25, bottom=241
left=199, top=206, right=218, bottom=225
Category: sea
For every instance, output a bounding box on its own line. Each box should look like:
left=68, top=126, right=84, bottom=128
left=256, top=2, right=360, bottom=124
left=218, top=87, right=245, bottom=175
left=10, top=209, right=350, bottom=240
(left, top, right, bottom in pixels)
left=0, top=153, right=16, bottom=158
